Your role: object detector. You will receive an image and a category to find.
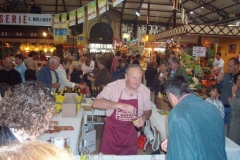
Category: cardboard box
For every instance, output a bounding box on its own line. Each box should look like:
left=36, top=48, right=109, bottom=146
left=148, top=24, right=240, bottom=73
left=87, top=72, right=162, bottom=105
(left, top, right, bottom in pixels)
left=62, top=103, right=77, bottom=117
left=62, top=93, right=78, bottom=117
left=80, top=123, right=96, bottom=153
left=82, top=129, right=96, bottom=153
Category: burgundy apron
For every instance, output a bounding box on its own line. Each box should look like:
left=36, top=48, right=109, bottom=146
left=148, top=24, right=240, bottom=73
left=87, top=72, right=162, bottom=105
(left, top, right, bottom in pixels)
left=100, top=92, right=138, bottom=155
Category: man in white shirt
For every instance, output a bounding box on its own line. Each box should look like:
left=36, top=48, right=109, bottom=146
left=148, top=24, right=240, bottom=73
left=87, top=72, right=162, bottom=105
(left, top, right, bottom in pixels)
left=213, top=52, right=224, bottom=75
left=55, top=57, right=85, bottom=91
left=14, top=54, right=27, bottom=82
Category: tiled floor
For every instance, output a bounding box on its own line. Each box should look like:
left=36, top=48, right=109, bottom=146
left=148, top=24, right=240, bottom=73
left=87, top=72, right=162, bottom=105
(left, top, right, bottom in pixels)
left=92, top=123, right=156, bottom=155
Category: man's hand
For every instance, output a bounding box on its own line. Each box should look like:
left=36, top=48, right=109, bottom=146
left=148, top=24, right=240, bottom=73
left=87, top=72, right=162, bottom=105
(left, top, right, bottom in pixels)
left=134, top=116, right=145, bottom=128
left=51, top=83, right=60, bottom=88
left=116, top=103, right=134, bottom=113
left=216, top=72, right=224, bottom=83
left=232, top=84, right=238, bottom=96
left=161, top=139, right=168, bottom=152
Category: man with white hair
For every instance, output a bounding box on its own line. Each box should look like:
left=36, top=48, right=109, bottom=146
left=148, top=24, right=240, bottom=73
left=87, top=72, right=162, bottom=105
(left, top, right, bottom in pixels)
left=37, top=56, right=60, bottom=92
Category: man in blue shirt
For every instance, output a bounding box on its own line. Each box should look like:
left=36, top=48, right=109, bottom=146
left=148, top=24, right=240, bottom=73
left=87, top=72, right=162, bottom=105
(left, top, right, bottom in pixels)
left=14, top=54, right=27, bottom=82
left=37, top=56, right=60, bottom=92
left=161, top=76, right=227, bottom=160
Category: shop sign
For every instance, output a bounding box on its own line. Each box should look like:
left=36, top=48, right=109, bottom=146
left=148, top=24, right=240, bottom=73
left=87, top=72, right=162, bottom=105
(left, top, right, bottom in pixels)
left=0, top=13, right=52, bottom=26
left=129, top=40, right=138, bottom=46
left=193, top=46, right=206, bottom=57
left=145, top=42, right=166, bottom=47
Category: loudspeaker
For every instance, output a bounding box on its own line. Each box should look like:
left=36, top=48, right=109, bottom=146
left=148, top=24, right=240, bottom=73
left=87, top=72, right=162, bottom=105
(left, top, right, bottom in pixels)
left=68, top=23, right=83, bottom=36
left=29, top=5, right=41, bottom=14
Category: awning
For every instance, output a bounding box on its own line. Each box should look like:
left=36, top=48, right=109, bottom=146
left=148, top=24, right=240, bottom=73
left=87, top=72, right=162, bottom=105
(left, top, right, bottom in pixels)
left=155, top=24, right=240, bottom=40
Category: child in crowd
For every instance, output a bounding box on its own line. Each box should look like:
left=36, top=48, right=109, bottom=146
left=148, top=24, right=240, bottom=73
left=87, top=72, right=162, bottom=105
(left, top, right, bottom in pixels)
left=205, top=84, right=225, bottom=119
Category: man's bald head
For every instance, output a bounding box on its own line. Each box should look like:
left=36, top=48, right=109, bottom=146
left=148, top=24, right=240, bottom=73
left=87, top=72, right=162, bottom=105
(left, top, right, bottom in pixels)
left=4, top=57, right=13, bottom=71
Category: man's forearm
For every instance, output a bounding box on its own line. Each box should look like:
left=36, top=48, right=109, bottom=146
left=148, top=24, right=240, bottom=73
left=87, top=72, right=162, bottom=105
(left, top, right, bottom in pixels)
left=93, top=98, right=118, bottom=110
left=141, top=110, right=152, bottom=122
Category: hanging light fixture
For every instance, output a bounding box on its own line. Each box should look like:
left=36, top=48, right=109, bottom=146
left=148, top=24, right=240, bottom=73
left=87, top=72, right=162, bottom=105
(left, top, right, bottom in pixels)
left=20, top=43, right=56, bottom=53
left=20, top=43, right=34, bottom=52
left=42, top=44, right=50, bottom=52
left=50, top=46, right=56, bottom=52
left=33, top=44, right=43, bottom=52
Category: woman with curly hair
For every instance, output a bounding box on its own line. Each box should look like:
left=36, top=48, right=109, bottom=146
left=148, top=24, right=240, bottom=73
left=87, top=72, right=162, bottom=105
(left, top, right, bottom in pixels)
left=0, top=81, right=55, bottom=146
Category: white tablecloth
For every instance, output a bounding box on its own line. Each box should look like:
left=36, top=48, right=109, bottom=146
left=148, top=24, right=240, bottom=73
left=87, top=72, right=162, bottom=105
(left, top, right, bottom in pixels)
left=74, top=154, right=165, bottom=160
left=39, top=109, right=85, bottom=155
left=150, top=108, right=240, bottom=160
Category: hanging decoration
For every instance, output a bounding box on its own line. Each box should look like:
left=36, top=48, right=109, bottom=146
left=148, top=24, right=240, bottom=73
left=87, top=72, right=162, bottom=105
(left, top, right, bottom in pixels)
left=88, top=1, right=97, bottom=20
left=77, top=7, right=85, bottom=24
left=69, top=10, right=76, bottom=26
left=61, top=13, right=68, bottom=28
left=53, top=14, right=61, bottom=28
left=113, top=0, right=124, bottom=7
left=98, top=0, right=107, bottom=15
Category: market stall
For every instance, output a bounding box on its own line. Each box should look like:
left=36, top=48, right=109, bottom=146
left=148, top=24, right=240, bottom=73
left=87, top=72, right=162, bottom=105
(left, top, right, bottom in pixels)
left=39, top=108, right=85, bottom=155
left=155, top=24, right=240, bottom=94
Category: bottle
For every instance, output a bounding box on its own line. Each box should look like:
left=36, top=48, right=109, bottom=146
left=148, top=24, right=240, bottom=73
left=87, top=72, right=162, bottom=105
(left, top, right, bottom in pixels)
left=98, top=152, right=103, bottom=160
left=92, top=87, right=96, bottom=99
left=64, top=87, right=67, bottom=93
left=131, top=110, right=141, bottom=132
left=158, top=92, right=163, bottom=98
left=80, top=139, right=89, bottom=160
left=65, top=138, right=72, bottom=155
left=97, top=87, right=100, bottom=96
left=72, top=87, right=75, bottom=93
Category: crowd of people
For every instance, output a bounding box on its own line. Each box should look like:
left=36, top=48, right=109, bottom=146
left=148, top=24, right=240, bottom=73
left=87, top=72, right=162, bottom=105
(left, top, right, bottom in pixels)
left=0, top=50, right=239, bottom=159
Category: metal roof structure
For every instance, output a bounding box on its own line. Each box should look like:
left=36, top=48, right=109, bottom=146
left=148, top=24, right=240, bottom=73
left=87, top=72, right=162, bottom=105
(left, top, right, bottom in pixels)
left=0, top=0, right=239, bottom=27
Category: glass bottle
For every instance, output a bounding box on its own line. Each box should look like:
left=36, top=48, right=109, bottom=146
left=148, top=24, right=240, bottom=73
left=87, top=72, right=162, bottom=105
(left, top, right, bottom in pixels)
left=132, top=110, right=141, bottom=132
left=98, top=152, right=103, bottom=160
left=80, top=139, right=89, bottom=160
left=65, top=138, right=72, bottom=155
left=92, top=87, right=96, bottom=99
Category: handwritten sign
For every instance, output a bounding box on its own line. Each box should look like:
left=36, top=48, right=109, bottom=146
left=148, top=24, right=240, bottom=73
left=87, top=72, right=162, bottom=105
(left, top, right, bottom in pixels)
left=193, top=46, right=206, bottom=57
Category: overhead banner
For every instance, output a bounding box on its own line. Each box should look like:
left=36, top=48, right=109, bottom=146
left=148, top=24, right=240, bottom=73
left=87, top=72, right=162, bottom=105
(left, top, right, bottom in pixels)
left=53, top=14, right=61, bottom=27
left=113, top=0, right=124, bottom=7
left=54, top=28, right=67, bottom=43
left=98, top=0, right=107, bottom=15
left=61, top=13, right=67, bottom=28
left=69, top=11, right=76, bottom=26
left=77, top=33, right=86, bottom=46
left=0, top=13, right=52, bottom=26
left=88, top=1, right=97, bottom=20
left=77, top=7, right=85, bottom=24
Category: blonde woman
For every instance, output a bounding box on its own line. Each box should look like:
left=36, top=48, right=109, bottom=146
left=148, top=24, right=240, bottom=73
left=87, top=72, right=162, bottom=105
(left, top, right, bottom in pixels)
left=0, top=141, right=74, bottom=160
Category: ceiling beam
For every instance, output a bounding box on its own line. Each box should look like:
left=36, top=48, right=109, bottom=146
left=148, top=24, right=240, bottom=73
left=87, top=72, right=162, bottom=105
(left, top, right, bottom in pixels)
left=124, top=1, right=172, bottom=6
left=124, top=14, right=178, bottom=19
left=120, top=0, right=126, bottom=21
left=79, top=0, right=82, bottom=7
left=185, top=8, right=211, bottom=23
left=167, top=14, right=173, bottom=23
left=190, top=0, right=229, bottom=18
left=192, top=2, right=237, bottom=24
left=23, top=0, right=29, bottom=12
left=55, top=0, right=58, bottom=14
left=115, top=7, right=173, bottom=12
left=122, top=19, right=169, bottom=26
left=185, top=0, right=215, bottom=13
left=135, top=0, right=144, bottom=21
left=62, top=0, right=67, bottom=12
